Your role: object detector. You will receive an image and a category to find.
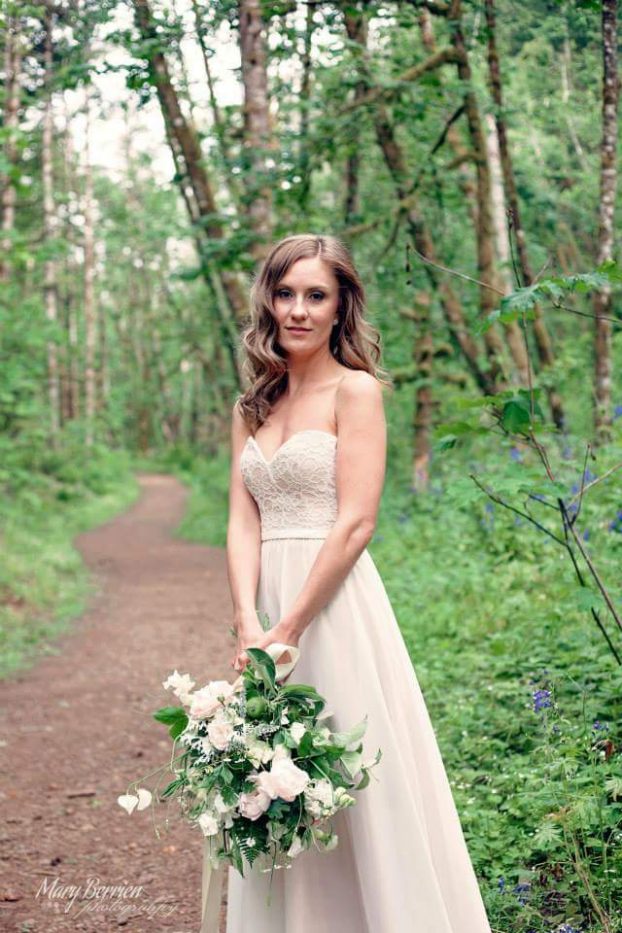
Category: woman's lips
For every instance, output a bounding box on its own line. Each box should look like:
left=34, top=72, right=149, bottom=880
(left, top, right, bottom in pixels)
left=287, top=328, right=310, bottom=333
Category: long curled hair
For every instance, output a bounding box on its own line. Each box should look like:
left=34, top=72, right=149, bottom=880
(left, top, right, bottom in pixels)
left=236, top=234, right=393, bottom=433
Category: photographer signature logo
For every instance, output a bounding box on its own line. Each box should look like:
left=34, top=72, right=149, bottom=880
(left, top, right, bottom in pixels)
left=35, top=875, right=181, bottom=921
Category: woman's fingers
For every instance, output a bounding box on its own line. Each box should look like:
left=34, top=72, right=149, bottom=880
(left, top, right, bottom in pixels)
left=231, top=649, right=250, bottom=672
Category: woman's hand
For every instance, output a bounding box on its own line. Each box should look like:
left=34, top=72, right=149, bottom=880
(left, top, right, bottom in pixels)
left=233, top=620, right=301, bottom=682
left=230, top=617, right=266, bottom=674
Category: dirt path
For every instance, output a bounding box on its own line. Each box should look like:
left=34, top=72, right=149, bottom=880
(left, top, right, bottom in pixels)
left=0, top=473, right=233, bottom=932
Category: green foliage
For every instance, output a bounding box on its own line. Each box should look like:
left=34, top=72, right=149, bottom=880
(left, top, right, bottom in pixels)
left=153, top=705, right=189, bottom=740
left=0, top=438, right=139, bottom=678
left=479, top=262, right=622, bottom=334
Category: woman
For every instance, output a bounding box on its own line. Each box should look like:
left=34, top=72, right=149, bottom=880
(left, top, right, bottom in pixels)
left=220, top=233, right=492, bottom=932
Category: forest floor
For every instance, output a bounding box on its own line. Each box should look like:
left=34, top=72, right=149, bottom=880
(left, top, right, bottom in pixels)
left=0, top=473, right=233, bottom=932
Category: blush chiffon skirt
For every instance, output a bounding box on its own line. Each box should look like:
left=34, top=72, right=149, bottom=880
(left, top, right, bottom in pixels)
left=219, top=538, right=492, bottom=933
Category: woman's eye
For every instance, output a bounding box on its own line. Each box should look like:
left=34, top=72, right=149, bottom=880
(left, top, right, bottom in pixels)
left=275, top=289, right=324, bottom=300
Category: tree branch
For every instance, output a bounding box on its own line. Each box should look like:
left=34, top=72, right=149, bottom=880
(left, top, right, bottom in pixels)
left=338, top=47, right=460, bottom=114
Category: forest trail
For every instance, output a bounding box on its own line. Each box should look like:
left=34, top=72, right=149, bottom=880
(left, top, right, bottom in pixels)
left=0, top=474, right=232, bottom=932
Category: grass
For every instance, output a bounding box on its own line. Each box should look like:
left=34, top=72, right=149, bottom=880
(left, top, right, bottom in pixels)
left=0, top=442, right=141, bottom=679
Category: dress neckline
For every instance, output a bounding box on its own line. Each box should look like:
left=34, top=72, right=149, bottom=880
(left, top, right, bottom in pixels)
left=246, top=429, right=338, bottom=466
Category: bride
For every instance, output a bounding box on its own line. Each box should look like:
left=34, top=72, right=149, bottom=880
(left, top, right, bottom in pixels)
left=210, top=232, right=492, bottom=932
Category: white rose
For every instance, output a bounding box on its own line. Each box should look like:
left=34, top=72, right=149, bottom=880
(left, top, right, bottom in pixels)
left=198, top=810, right=219, bottom=836
left=189, top=681, right=235, bottom=720
left=255, top=757, right=309, bottom=803
left=238, top=786, right=272, bottom=820
left=207, top=716, right=234, bottom=751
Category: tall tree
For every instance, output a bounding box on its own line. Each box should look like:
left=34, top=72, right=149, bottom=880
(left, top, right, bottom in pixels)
left=593, top=0, right=619, bottom=444
left=238, top=0, right=275, bottom=262
left=484, top=0, right=565, bottom=429
left=83, top=88, right=98, bottom=447
left=0, top=8, right=22, bottom=284
left=42, top=0, right=61, bottom=443
left=447, top=0, right=529, bottom=385
left=132, top=0, right=247, bottom=388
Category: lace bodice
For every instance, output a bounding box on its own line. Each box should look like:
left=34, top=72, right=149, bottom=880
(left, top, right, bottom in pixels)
left=239, top=429, right=339, bottom=541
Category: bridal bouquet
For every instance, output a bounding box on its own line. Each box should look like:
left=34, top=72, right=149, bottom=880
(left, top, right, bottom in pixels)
left=118, top=636, right=381, bottom=894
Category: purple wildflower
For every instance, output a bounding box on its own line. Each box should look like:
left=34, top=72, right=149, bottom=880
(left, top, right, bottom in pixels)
left=592, top=721, right=609, bottom=732
left=533, top=688, right=552, bottom=712
left=608, top=510, right=622, bottom=532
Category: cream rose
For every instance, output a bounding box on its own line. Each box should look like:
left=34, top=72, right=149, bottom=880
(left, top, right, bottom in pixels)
left=207, top=716, right=234, bottom=751
left=254, top=757, right=310, bottom=803
left=238, top=786, right=272, bottom=820
left=189, top=681, right=235, bottom=720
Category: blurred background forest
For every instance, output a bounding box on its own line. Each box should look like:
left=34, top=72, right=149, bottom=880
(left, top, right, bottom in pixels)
left=2, top=0, right=622, bottom=930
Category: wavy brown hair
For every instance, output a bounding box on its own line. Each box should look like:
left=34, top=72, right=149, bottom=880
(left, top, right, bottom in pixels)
left=236, top=233, right=393, bottom=433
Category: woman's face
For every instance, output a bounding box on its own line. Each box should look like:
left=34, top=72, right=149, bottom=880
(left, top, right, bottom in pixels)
left=272, top=256, right=340, bottom=357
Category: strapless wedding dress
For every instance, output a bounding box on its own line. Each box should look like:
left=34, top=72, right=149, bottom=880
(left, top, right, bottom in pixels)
left=214, top=429, right=492, bottom=933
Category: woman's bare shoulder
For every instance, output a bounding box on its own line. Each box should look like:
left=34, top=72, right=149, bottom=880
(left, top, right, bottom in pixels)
left=337, top=368, right=384, bottom=397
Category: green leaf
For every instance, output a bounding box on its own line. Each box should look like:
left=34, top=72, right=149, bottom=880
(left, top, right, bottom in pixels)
left=153, top=705, right=188, bottom=738
left=597, top=258, right=622, bottom=283
left=298, top=731, right=314, bottom=756
left=341, top=749, right=363, bottom=777
left=331, top=715, right=368, bottom=751
left=500, top=394, right=543, bottom=434
left=278, top=684, right=323, bottom=700
left=160, top=778, right=183, bottom=799
left=245, top=647, right=277, bottom=691
left=433, top=434, right=457, bottom=451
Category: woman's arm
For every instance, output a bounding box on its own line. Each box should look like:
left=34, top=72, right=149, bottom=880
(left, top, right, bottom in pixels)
left=226, top=400, right=263, bottom=636
left=277, top=370, right=387, bottom=642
